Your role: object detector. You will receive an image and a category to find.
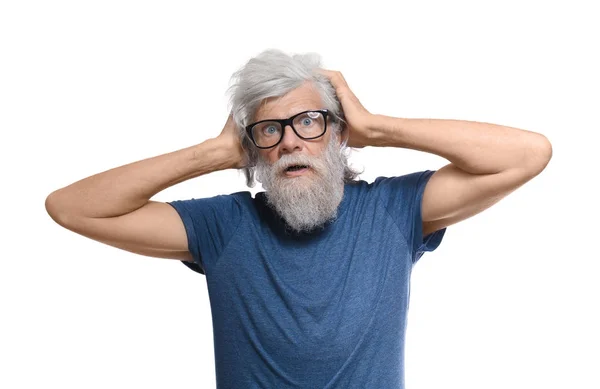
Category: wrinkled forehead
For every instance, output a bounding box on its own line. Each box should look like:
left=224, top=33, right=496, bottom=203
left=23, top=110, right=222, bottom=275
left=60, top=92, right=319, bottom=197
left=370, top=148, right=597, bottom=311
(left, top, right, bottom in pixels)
left=253, top=81, right=324, bottom=122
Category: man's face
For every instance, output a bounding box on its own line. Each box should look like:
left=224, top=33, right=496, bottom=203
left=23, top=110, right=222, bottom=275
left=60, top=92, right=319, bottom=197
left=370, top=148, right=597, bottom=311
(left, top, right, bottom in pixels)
left=253, top=81, right=338, bottom=168
left=253, top=81, right=347, bottom=233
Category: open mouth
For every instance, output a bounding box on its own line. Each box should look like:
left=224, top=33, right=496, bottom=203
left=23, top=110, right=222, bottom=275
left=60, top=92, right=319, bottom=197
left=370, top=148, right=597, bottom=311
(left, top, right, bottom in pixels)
left=285, top=164, right=309, bottom=172
left=283, top=164, right=311, bottom=176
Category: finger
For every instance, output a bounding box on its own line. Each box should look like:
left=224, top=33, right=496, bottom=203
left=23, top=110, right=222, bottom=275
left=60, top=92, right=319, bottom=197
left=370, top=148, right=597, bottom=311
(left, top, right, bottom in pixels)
left=315, top=68, right=349, bottom=89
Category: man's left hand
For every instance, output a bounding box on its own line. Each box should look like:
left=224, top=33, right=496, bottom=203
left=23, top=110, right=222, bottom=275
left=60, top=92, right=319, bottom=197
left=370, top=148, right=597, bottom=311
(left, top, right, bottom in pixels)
left=316, top=69, right=376, bottom=148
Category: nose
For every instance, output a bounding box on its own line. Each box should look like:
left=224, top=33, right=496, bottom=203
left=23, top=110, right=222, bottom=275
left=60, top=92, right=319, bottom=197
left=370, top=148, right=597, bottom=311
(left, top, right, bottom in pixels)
left=277, top=124, right=304, bottom=156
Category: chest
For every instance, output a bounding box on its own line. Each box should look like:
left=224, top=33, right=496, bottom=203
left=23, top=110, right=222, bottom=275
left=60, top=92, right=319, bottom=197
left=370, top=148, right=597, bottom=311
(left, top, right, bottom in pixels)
left=206, top=214, right=413, bottom=357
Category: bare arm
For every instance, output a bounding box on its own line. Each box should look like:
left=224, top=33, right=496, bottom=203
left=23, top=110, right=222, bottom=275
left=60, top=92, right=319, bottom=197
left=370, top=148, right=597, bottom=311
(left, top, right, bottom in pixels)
left=45, top=115, right=246, bottom=261
left=318, top=69, right=552, bottom=238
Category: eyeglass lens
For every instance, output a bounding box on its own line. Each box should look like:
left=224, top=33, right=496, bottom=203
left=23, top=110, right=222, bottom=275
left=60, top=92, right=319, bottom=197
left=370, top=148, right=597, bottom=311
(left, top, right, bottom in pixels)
left=251, top=111, right=325, bottom=148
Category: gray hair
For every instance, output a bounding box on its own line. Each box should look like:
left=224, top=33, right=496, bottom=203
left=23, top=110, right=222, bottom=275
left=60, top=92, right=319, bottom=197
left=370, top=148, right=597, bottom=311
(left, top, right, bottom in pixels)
left=226, top=48, right=362, bottom=188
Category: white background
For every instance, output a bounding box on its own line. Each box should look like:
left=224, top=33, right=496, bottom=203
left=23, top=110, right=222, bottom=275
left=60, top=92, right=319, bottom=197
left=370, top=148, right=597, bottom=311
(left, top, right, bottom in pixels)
left=1, top=0, right=598, bottom=388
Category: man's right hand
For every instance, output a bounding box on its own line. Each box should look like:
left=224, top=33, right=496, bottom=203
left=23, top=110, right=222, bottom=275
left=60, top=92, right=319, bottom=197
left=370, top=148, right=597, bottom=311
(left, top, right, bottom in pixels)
left=216, top=113, right=247, bottom=169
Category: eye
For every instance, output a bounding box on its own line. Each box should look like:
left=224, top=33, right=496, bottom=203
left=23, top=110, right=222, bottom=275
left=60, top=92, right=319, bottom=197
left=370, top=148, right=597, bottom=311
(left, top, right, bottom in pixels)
left=301, top=118, right=313, bottom=126
left=263, top=125, right=278, bottom=135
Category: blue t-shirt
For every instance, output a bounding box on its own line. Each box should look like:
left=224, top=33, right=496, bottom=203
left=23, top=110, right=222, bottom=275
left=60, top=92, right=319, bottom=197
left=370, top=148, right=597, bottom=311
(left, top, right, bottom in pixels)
left=168, top=170, right=446, bottom=388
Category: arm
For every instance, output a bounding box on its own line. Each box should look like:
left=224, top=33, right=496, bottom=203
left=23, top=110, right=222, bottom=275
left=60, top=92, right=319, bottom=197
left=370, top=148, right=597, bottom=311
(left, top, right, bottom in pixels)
left=45, top=114, right=246, bottom=260
left=369, top=116, right=552, bottom=235
left=316, top=69, right=553, bottom=236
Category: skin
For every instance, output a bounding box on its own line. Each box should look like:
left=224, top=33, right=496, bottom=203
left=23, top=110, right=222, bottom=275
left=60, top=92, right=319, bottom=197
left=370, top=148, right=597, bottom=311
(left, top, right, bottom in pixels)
left=252, top=81, right=343, bottom=168
left=43, top=66, right=551, bottom=263
left=315, top=68, right=552, bottom=236
left=217, top=68, right=552, bottom=237
left=247, top=81, right=348, bottom=232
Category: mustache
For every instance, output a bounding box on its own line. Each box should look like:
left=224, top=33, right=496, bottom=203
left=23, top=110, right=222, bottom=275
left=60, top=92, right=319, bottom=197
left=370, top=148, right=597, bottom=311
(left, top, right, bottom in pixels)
left=269, top=153, right=323, bottom=175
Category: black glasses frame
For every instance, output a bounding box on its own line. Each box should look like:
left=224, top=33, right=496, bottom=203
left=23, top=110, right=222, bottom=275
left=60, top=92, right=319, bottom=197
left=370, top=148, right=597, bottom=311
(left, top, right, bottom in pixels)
left=245, top=109, right=330, bottom=149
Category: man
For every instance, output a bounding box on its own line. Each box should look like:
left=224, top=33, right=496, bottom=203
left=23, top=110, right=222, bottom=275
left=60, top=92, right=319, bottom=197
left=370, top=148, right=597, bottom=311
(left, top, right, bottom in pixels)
left=45, top=49, right=552, bottom=388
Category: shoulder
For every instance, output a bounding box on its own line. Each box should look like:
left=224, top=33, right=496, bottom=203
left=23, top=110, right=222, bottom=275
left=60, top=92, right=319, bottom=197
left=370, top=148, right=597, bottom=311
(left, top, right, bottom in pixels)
left=177, top=190, right=253, bottom=206
left=168, top=190, right=255, bottom=224
left=229, top=190, right=254, bottom=206
left=363, top=171, right=437, bottom=212
left=370, top=171, right=435, bottom=189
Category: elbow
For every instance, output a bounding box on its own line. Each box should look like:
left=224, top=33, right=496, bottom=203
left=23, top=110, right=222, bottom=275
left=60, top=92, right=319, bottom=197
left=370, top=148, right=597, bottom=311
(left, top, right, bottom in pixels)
left=45, top=191, right=59, bottom=216
left=538, top=134, right=553, bottom=163
left=524, top=134, right=553, bottom=176
left=45, top=191, right=68, bottom=226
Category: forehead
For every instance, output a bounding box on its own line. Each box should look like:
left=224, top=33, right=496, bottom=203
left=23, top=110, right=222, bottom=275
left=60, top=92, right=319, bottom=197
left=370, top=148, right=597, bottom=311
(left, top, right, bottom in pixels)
left=254, top=81, right=323, bottom=121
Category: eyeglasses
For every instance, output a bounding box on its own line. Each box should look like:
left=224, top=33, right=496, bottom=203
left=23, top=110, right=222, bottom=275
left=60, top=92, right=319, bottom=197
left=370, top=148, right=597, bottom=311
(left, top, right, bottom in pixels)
left=245, top=109, right=329, bottom=149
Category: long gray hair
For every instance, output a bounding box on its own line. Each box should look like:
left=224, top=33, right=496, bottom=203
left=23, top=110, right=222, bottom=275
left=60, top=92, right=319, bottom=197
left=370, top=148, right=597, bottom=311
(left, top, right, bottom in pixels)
left=226, top=49, right=362, bottom=188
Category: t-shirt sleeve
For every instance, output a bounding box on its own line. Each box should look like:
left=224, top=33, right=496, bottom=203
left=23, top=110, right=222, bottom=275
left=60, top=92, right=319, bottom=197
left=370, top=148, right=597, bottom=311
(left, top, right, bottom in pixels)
left=373, top=170, right=447, bottom=264
left=167, top=194, right=244, bottom=275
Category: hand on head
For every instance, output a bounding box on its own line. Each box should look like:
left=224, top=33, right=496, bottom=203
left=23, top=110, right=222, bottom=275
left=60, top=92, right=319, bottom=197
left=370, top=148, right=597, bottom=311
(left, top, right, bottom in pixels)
left=216, top=112, right=247, bottom=169
left=314, top=68, right=376, bottom=149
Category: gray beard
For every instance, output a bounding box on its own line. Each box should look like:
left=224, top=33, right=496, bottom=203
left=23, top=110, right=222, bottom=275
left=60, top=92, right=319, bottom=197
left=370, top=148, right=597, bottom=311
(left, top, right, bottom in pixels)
left=255, top=135, right=346, bottom=234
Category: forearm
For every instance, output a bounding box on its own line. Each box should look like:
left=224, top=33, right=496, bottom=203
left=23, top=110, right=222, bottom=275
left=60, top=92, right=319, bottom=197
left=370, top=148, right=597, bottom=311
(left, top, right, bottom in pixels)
left=45, top=137, right=237, bottom=219
left=369, top=115, right=552, bottom=174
